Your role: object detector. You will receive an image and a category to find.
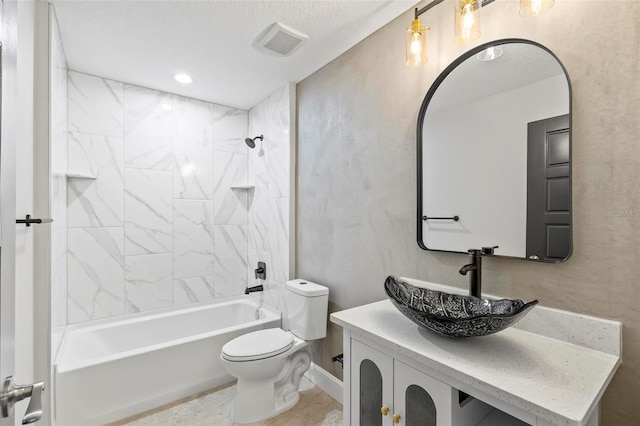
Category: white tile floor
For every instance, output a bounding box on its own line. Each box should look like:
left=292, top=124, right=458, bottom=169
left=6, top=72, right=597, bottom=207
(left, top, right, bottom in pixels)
left=109, top=377, right=343, bottom=426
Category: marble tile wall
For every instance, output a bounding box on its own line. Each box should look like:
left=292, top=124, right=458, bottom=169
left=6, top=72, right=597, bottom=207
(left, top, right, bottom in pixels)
left=64, top=71, right=254, bottom=324
left=247, top=85, right=293, bottom=320
left=50, top=12, right=68, bottom=330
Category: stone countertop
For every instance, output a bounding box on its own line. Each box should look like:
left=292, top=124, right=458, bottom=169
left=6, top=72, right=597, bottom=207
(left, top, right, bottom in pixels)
left=331, top=292, right=621, bottom=426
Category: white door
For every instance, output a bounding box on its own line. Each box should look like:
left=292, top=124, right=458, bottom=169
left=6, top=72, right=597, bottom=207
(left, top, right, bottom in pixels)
left=0, top=1, right=43, bottom=424
left=0, top=0, right=18, bottom=424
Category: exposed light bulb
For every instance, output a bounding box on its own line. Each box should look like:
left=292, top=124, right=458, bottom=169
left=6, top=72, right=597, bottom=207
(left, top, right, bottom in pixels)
left=461, top=4, right=475, bottom=41
left=410, top=33, right=423, bottom=66
left=520, top=0, right=554, bottom=17
left=531, top=0, right=542, bottom=15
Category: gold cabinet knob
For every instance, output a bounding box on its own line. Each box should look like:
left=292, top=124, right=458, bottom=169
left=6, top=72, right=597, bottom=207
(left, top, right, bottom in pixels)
left=392, top=413, right=401, bottom=424
left=380, top=406, right=389, bottom=416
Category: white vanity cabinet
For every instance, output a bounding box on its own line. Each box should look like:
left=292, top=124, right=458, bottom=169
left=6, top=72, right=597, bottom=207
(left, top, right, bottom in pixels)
left=332, top=284, right=621, bottom=426
left=351, top=338, right=493, bottom=426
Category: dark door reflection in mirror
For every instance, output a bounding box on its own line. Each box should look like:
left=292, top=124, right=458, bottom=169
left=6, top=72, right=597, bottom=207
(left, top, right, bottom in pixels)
left=417, top=39, right=572, bottom=262
left=526, top=114, right=571, bottom=260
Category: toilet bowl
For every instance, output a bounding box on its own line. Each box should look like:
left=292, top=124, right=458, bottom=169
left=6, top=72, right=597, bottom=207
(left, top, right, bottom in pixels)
left=220, top=279, right=329, bottom=424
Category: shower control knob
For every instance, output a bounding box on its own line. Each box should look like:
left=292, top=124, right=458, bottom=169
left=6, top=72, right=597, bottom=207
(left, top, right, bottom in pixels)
left=254, top=261, right=267, bottom=280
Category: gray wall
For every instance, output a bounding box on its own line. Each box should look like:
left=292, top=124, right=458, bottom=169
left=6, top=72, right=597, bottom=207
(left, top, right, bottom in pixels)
left=297, top=1, right=639, bottom=424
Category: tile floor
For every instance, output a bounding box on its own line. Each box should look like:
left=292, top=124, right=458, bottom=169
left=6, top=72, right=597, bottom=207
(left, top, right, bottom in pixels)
left=109, top=377, right=343, bottom=426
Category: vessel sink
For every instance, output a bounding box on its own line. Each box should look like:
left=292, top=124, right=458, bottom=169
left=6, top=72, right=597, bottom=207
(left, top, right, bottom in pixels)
left=384, top=276, right=538, bottom=338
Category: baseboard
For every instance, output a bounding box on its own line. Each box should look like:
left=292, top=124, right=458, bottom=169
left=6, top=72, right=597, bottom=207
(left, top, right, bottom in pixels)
left=304, top=362, right=343, bottom=403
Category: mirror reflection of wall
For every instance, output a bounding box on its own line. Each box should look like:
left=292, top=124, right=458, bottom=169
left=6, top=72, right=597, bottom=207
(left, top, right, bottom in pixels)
left=418, top=40, right=571, bottom=261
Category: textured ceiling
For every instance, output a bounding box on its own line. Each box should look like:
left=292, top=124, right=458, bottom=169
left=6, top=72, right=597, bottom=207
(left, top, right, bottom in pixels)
left=51, top=0, right=418, bottom=110
left=428, top=43, right=566, bottom=112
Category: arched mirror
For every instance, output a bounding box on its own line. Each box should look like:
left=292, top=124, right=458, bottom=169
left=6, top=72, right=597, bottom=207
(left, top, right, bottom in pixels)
left=417, top=39, right=572, bottom=262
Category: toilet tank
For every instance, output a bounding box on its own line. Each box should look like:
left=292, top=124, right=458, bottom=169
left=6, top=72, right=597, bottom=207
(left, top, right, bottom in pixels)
left=285, top=279, right=329, bottom=340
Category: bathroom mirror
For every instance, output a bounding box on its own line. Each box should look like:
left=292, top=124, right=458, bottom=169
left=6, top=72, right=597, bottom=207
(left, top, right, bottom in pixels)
left=417, top=39, right=572, bottom=262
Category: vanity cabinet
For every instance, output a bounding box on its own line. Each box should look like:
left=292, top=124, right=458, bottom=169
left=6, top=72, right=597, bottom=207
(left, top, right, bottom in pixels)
left=332, top=292, right=621, bottom=426
left=351, top=338, right=494, bottom=426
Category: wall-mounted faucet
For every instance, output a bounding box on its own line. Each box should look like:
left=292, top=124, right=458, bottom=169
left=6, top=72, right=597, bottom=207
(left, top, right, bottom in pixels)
left=245, top=285, right=264, bottom=295
left=459, top=246, right=498, bottom=298
left=246, top=261, right=267, bottom=294
left=244, top=262, right=267, bottom=294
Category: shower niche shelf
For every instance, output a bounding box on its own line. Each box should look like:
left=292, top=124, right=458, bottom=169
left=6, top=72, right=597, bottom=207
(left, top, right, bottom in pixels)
left=66, top=173, right=97, bottom=180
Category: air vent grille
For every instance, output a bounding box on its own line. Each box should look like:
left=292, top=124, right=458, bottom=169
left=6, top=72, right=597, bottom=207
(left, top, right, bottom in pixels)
left=254, top=22, right=308, bottom=57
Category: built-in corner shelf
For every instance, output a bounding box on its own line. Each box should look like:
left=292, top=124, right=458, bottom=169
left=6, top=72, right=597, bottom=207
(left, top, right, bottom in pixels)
left=65, top=173, right=97, bottom=180
left=230, top=185, right=255, bottom=190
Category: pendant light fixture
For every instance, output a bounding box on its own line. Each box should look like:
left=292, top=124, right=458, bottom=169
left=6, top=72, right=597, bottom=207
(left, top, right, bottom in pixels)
left=454, top=0, right=481, bottom=45
left=405, top=0, right=555, bottom=67
left=405, top=0, right=444, bottom=66
left=406, top=17, right=429, bottom=67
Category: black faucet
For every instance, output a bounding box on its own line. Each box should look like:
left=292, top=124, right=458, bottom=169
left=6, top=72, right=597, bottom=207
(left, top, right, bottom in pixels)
left=458, top=246, right=498, bottom=298
left=245, top=284, right=264, bottom=295
left=459, top=249, right=482, bottom=298
left=246, top=261, right=267, bottom=294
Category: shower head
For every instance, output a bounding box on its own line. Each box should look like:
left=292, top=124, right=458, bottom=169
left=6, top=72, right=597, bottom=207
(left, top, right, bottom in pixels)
left=244, top=135, right=263, bottom=149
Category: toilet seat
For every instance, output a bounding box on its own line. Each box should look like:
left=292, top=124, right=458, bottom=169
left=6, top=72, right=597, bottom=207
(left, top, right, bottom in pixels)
left=221, top=328, right=294, bottom=362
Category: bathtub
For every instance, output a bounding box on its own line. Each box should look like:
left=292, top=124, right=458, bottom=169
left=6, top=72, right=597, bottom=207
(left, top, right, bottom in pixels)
left=54, top=296, right=281, bottom=425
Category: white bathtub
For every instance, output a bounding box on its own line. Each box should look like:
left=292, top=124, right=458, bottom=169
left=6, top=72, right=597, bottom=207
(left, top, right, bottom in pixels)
left=54, top=296, right=281, bottom=425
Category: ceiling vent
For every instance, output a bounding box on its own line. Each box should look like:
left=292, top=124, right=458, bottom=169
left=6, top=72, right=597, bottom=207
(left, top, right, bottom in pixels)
left=254, top=22, right=309, bottom=57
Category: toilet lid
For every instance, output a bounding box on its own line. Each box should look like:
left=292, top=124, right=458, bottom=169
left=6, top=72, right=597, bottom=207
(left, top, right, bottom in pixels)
left=221, top=328, right=294, bottom=361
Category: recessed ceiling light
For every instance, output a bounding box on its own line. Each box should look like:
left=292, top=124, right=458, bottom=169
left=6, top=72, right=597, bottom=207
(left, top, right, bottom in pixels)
left=174, top=73, right=193, bottom=84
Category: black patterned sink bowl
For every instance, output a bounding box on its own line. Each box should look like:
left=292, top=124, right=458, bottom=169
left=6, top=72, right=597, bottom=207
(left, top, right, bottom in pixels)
left=384, top=276, right=538, bottom=338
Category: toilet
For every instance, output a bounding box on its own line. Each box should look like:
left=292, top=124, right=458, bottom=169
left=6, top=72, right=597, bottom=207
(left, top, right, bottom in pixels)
left=220, top=279, right=329, bottom=424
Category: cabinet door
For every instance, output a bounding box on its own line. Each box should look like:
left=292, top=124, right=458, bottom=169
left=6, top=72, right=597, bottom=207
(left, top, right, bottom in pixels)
left=393, top=360, right=453, bottom=426
left=351, top=339, right=394, bottom=426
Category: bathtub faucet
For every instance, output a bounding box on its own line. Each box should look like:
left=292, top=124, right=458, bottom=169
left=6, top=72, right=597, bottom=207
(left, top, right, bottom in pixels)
left=245, top=285, right=264, bottom=295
